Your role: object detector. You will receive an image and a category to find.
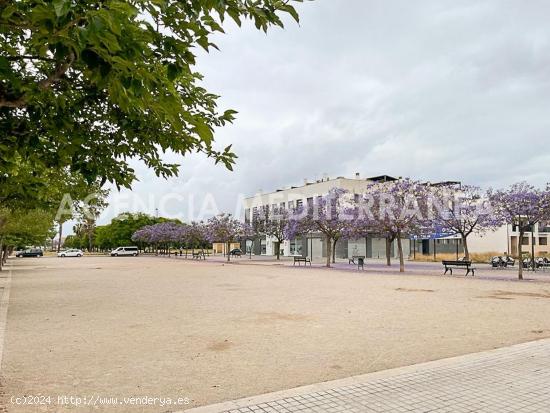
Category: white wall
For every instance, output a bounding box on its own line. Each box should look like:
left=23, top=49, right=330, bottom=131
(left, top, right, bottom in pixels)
left=468, top=225, right=509, bottom=254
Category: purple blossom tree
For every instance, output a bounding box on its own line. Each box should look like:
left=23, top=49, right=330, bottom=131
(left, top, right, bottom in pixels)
left=254, top=205, right=291, bottom=260
left=430, top=184, right=501, bottom=261
left=488, top=182, right=550, bottom=279
left=131, top=221, right=184, bottom=255
left=205, top=213, right=251, bottom=262
left=181, top=221, right=208, bottom=257
left=285, top=188, right=356, bottom=267
left=363, top=179, right=429, bottom=272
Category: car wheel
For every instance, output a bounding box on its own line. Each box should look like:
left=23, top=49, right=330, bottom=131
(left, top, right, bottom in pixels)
left=114, top=253, right=118, bottom=257
left=77, top=254, right=82, bottom=257
left=61, top=254, right=65, bottom=257
left=132, top=253, right=137, bottom=257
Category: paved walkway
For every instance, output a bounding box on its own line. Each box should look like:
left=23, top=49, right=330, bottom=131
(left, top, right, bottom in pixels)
left=184, top=339, right=550, bottom=413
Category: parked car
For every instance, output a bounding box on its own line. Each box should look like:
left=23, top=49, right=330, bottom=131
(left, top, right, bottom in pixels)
left=57, top=249, right=83, bottom=257
left=229, top=248, right=242, bottom=257
left=15, top=248, right=43, bottom=258
left=110, top=246, right=139, bottom=257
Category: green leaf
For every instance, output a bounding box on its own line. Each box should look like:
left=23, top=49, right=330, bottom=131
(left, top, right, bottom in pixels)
left=52, top=0, right=71, bottom=17
left=194, top=121, right=213, bottom=145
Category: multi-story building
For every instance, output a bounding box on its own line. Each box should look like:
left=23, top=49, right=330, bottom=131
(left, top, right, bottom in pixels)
left=242, top=174, right=427, bottom=260
left=242, top=174, right=544, bottom=260
left=509, top=222, right=550, bottom=257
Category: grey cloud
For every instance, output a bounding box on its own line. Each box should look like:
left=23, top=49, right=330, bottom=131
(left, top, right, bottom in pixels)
left=101, top=0, right=550, bottom=224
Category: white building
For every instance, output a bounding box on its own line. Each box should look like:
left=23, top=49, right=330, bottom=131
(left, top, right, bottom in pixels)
left=242, top=174, right=519, bottom=260
left=242, top=174, right=410, bottom=260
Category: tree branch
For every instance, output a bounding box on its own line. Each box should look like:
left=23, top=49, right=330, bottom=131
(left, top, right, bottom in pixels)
left=0, top=53, right=75, bottom=108
left=38, top=52, right=75, bottom=90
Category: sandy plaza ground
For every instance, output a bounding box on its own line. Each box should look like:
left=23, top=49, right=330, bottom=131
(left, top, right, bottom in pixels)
left=1, top=256, right=550, bottom=412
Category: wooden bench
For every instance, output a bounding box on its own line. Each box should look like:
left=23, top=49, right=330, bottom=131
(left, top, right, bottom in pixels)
left=442, top=260, right=475, bottom=276
left=293, top=256, right=311, bottom=266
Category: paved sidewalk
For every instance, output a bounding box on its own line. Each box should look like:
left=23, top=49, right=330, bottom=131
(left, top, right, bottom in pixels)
left=184, top=339, right=550, bottom=413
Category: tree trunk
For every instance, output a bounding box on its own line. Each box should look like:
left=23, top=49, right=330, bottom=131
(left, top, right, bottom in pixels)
left=462, top=235, right=469, bottom=261
left=0, top=237, right=3, bottom=271
left=332, top=238, right=337, bottom=263
left=1, top=245, right=7, bottom=266
left=325, top=237, right=331, bottom=267
left=57, top=221, right=63, bottom=252
left=385, top=237, right=392, bottom=266
left=531, top=231, right=536, bottom=271
left=518, top=229, right=523, bottom=280
left=227, top=241, right=230, bottom=262
left=396, top=234, right=405, bottom=272
left=276, top=239, right=280, bottom=260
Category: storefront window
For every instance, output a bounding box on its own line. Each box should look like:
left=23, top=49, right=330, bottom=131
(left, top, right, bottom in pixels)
left=260, top=239, right=267, bottom=255
left=290, top=238, right=303, bottom=256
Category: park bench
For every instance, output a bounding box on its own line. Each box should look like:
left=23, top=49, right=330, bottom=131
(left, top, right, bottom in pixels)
left=348, top=255, right=365, bottom=270
left=442, top=260, right=475, bottom=276
left=293, top=256, right=311, bottom=266
left=348, top=255, right=365, bottom=265
left=192, top=251, right=206, bottom=260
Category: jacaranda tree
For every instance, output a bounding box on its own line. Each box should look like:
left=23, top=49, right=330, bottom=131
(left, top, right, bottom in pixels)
left=489, top=182, right=550, bottom=279
left=285, top=188, right=356, bottom=268
left=430, top=184, right=501, bottom=261
left=363, top=179, right=429, bottom=272
left=205, top=213, right=251, bottom=262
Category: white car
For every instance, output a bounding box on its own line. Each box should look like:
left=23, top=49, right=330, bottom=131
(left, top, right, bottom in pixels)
left=57, top=249, right=84, bottom=257
left=110, top=246, right=139, bottom=257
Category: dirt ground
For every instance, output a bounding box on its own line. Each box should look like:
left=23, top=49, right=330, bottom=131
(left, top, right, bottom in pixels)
left=2, top=256, right=550, bottom=412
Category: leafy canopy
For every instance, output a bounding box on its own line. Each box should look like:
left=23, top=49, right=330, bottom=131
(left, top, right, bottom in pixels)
left=0, top=0, right=303, bottom=190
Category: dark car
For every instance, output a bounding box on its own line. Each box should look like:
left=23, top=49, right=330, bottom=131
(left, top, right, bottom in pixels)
left=229, top=248, right=243, bottom=257
left=15, top=248, right=43, bottom=258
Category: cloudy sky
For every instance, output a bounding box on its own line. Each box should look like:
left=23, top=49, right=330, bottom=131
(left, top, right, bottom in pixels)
left=100, top=0, right=550, bottom=224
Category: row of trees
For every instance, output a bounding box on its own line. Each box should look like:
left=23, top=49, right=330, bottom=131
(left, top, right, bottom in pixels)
left=180, top=180, right=546, bottom=280
left=132, top=214, right=253, bottom=261
left=281, top=180, right=549, bottom=279
left=1, top=1, right=303, bottom=269
left=64, top=212, right=171, bottom=252
left=0, top=168, right=110, bottom=270
left=84, top=179, right=545, bottom=281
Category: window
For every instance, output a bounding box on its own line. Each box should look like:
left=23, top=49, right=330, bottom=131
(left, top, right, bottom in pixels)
left=354, top=193, right=360, bottom=203
left=540, top=237, right=548, bottom=246
left=290, top=238, right=303, bottom=256
left=288, top=200, right=295, bottom=210
left=279, top=202, right=285, bottom=209
left=522, top=237, right=530, bottom=246
left=260, top=239, right=267, bottom=255
left=244, top=208, right=251, bottom=224
left=296, top=199, right=303, bottom=208
left=306, top=197, right=313, bottom=207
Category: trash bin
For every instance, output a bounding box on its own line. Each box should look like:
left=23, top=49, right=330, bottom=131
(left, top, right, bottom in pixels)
left=357, top=257, right=364, bottom=270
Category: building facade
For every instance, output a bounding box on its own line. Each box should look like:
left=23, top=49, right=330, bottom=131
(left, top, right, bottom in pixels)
left=242, top=174, right=410, bottom=260
left=242, top=174, right=541, bottom=260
